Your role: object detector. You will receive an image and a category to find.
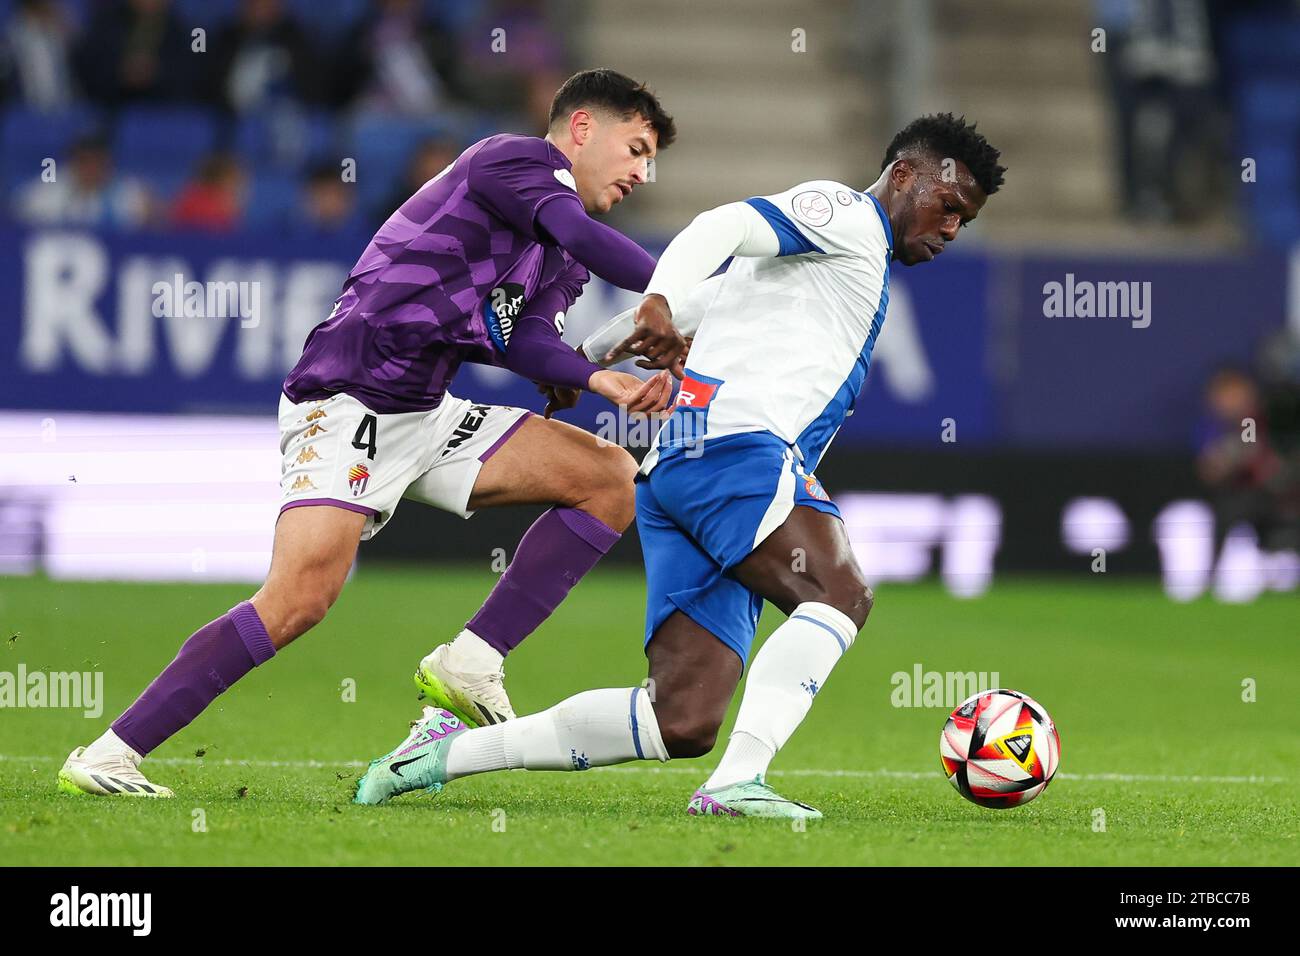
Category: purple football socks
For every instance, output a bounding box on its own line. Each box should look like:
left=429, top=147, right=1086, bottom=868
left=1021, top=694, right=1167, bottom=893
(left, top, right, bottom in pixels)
left=111, top=601, right=276, bottom=756
left=468, top=507, right=622, bottom=656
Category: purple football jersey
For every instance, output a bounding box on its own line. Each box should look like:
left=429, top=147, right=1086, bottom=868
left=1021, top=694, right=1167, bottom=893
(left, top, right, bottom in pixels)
left=283, top=134, right=590, bottom=413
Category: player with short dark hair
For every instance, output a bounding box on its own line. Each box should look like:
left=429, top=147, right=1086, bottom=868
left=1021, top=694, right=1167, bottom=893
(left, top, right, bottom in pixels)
left=355, top=114, right=1006, bottom=818
left=58, top=69, right=683, bottom=798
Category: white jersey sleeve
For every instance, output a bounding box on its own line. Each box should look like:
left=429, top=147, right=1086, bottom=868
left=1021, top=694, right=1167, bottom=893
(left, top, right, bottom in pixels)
left=744, top=180, right=891, bottom=260
left=642, top=203, right=779, bottom=315
left=580, top=275, right=722, bottom=365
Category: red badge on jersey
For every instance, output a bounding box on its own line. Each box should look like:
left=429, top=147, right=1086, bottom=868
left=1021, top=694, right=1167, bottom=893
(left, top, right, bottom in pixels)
left=675, top=375, right=718, bottom=409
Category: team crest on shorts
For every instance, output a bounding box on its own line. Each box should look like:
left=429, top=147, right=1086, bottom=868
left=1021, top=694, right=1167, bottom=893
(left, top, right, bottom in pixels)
left=804, top=474, right=830, bottom=501
left=347, top=462, right=371, bottom=496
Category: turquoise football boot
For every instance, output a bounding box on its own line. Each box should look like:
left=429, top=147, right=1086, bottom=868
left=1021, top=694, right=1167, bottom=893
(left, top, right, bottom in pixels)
left=354, top=707, right=467, bottom=805
left=687, top=775, right=823, bottom=820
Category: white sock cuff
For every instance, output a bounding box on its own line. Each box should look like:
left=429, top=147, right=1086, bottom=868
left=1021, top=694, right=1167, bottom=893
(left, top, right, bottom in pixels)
left=448, top=629, right=504, bottom=670
left=85, top=728, right=139, bottom=764
left=632, top=685, right=669, bottom=762
left=789, top=602, right=858, bottom=652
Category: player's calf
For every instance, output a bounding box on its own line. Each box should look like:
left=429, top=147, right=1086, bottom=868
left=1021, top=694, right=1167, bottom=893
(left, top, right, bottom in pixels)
left=645, top=610, right=743, bottom=759
left=59, top=506, right=363, bottom=796
left=695, top=507, right=871, bottom=803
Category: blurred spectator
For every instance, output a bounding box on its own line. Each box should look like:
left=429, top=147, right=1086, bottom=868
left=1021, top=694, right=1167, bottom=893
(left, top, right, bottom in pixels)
left=339, top=0, right=466, bottom=116
left=375, top=136, right=459, bottom=222
left=74, top=0, right=196, bottom=106
left=12, top=132, right=154, bottom=228
left=207, top=0, right=322, bottom=113
left=296, top=162, right=363, bottom=235
left=1096, top=0, right=1224, bottom=223
left=1197, top=366, right=1300, bottom=553
left=462, top=0, right=567, bottom=127
left=0, top=0, right=80, bottom=109
left=171, top=151, right=246, bottom=231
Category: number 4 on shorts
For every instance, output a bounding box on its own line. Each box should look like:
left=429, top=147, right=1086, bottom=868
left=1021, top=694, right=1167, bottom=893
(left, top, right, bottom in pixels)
left=352, top=414, right=377, bottom=460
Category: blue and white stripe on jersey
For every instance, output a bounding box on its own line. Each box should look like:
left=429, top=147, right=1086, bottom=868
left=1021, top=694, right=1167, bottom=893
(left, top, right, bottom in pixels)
left=793, top=192, right=894, bottom=471
left=744, top=197, right=827, bottom=256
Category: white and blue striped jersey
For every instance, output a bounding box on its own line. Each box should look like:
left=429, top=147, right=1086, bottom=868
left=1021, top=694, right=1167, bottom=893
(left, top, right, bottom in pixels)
left=643, top=180, right=893, bottom=475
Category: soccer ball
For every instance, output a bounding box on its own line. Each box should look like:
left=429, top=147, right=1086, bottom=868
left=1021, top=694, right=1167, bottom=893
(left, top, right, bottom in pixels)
left=940, top=689, right=1061, bottom=809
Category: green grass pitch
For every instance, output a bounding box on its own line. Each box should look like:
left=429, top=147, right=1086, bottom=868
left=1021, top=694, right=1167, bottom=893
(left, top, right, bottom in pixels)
left=2, top=568, right=1297, bottom=866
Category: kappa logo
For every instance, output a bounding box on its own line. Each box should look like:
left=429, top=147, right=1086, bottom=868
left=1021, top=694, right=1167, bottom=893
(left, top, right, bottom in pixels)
left=347, top=462, right=370, bottom=496
left=305, top=407, right=328, bottom=422
left=439, top=405, right=491, bottom=458
left=295, top=445, right=321, bottom=465
left=304, top=422, right=328, bottom=438
left=290, top=475, right=317, bottom=492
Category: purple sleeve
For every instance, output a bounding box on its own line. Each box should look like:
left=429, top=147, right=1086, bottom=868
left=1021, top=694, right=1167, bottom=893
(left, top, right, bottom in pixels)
left=488, top=270, right=602, bottom=390
left=534, top=200, right=657, bottom=293
left=503, top=317, right=602, bottom=391
left=467, top=136, right=584, bottom=242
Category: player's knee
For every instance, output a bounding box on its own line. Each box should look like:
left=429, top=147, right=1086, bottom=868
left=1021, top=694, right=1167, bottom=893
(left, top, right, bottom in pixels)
left=655, top=709, right=721, bottom=759
left=821, top=579, right=873, bottom=633
left=576, top=443, right=637, bottom=528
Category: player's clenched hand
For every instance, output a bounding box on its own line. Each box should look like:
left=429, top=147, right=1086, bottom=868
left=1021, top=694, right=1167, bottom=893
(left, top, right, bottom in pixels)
left=670, top=336, right=693, bottom=379
left=588, top=369, right=674, bottom=415
left=608, top=294, right=687, bottom=377
left=537, top=382, right=581, bottom=419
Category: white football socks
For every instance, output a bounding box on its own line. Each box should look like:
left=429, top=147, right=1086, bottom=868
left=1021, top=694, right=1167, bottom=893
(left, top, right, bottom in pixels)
left=703, top=602, right=858, bottom=790
left=444, top=686, right=667, bottom=779
left=82, top=728, right=138, bottom=765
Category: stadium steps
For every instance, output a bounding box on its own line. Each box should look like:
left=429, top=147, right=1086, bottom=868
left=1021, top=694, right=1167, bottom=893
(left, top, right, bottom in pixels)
left=578, top=0, right=869, bottom=233
left=927, top=0, right=1117, bottom=234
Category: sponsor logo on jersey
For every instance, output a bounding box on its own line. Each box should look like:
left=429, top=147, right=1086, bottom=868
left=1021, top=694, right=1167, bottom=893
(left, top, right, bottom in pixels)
left=792, top=189, right=833, bottom=227
left=483, top=282, right=527, bottom=352
left=347, top=462, right=370, bottom=496
left=305, top=407, right=327, bottom=422
left=439, top=404, right=492, bottom=458
left=304, top=422, right=327, bottom=437
left=290, top=475, right=317, bottom=492
left=295, top=444, right=321, bottom=464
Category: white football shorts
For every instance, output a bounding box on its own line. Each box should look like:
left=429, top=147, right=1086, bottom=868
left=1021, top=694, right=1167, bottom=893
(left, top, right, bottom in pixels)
left=278, top=391, right=532, bottom=540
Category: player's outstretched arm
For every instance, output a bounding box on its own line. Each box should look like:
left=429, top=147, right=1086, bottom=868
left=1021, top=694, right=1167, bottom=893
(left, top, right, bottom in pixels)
left=611, top=202, right=781, bottom=371
left=580, top=275, right=720, bottom=368
left=481, top=281, right=674, bottom=417
left=535, top=200, right=658, bottom=293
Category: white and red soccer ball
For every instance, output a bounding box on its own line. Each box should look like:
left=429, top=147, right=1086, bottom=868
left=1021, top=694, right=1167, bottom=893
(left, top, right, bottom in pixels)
left=940, top=689, right=1061, bottom=809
